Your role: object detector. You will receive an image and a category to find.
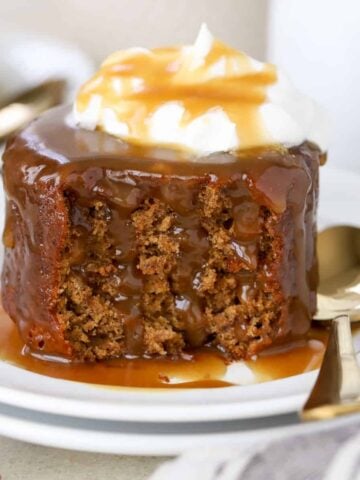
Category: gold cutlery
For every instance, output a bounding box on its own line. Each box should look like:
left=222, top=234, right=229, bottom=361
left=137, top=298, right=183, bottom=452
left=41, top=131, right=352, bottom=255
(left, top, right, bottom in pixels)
left=301, top=226, right=360, bottom=420
left=0, top=79, right=65, bottom=142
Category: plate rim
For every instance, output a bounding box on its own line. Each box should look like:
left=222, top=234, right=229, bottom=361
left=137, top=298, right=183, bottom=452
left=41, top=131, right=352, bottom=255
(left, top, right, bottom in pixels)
left=0, top=401, right=358, bottom=456
left=0, top=373, right=310, bottom=422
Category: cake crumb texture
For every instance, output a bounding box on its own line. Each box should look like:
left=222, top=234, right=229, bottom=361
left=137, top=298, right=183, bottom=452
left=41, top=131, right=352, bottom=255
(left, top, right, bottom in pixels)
left=1, top=117, right=320, bottom=362
left=57, top=179, right=289, bottom=361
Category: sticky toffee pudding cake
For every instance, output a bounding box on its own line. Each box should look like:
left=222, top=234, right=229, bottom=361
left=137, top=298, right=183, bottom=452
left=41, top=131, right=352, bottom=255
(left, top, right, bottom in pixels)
left=1, top=25, right=327, bottom=362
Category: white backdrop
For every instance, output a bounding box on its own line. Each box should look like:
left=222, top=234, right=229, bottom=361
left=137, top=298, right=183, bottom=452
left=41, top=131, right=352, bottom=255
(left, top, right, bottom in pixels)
left=268, top=0, right=360, bottom=173
left=0, top=0, right=267, bottom=62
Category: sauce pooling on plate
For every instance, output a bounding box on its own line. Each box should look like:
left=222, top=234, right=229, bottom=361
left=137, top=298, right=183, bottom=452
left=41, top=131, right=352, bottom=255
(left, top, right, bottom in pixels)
left=0, top=304, right=326, bottom=388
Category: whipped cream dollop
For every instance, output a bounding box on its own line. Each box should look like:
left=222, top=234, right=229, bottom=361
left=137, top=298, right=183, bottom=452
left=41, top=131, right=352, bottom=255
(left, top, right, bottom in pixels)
left=74, top=24, right=328, bottom=156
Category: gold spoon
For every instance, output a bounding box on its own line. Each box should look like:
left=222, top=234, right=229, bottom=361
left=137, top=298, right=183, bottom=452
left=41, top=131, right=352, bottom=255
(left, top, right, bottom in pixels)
left=301, top=226, right=360, bottom=420
left=0, top=79, right=66, bottom=142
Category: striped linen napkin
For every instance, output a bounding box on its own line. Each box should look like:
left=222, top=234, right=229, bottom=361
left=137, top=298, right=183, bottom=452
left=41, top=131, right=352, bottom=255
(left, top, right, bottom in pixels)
left=149, top=416, right=360, bottom=480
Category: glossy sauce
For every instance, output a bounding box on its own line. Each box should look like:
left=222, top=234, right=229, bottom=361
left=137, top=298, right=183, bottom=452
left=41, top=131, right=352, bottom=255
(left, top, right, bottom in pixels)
left=2, top=106, right=323, bottom=360
left=0, top=304, right=327, bottom=388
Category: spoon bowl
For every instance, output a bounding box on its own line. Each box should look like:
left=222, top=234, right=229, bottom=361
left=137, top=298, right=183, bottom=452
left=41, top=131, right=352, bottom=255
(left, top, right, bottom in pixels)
left=302, top=225, right=360, bottom=420
left=315, top=226, right=360, bottom=321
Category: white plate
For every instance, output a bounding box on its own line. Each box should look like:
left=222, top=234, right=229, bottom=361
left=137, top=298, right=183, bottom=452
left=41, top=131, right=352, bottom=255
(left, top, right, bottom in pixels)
left=0, top=362, right=320, bottom=423
left=0, top=166, right=359, bottom=425
left=0, top=401, right=359, bottom=456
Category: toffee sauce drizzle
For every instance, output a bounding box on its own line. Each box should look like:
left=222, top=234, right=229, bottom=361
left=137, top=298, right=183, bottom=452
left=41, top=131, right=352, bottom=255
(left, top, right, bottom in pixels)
left=1, top=106, right=327, bottom=387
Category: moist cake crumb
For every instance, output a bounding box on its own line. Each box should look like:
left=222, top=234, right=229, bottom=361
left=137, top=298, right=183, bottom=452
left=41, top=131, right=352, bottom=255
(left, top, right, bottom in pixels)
left=56, top=186, right=285, bottom=360
left=1, top=106, right=321, bottom=361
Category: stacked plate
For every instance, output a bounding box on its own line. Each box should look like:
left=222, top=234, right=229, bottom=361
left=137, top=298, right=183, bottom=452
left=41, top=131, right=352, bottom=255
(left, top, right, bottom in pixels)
left=0, top=167, right=359, bottom=456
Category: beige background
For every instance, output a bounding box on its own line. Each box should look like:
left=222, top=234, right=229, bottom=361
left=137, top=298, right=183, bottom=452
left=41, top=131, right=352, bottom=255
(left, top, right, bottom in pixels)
left=0, top=0, right=268, bottom=63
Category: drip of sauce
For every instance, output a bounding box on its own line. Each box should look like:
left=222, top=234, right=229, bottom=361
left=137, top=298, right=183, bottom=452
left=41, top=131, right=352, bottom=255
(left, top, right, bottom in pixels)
left=75, top=25, right=277, bottom=152
left=0, top=304, right=327, bottom=388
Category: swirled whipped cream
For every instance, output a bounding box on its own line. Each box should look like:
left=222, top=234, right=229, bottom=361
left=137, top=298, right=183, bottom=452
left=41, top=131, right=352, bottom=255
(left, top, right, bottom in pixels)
left=74, top=24, right=328, bottom=155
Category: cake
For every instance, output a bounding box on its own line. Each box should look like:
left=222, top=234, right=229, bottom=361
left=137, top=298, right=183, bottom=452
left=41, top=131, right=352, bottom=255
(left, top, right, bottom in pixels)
left=1, top=25, right=327, bottom=362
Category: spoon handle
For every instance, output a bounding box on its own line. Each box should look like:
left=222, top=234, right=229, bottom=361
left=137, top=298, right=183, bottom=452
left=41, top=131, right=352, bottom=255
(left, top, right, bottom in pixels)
left=301, top=314, right=360, bottom=421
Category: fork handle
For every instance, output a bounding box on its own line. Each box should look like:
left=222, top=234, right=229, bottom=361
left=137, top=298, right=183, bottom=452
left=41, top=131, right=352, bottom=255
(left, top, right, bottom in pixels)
left=301, top=314, right=360, bottom=421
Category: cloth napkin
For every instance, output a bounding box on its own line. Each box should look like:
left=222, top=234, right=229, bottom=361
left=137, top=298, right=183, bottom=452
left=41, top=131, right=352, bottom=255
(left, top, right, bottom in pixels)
left=149, top=417, right=360, bottom=480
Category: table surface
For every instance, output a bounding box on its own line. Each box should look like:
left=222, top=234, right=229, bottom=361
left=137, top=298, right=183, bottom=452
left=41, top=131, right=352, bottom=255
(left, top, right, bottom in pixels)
left=0, top=436, right=166, bottom=480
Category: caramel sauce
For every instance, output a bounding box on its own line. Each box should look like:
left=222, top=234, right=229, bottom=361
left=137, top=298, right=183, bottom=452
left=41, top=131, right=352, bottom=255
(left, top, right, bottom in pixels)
left=2, top=105, right=322, bottom=360
left=76, top=32, right=277, bottom=151
left=0, top=304, right=327, bottom=389
left=250, top=330, right=327, bottom=381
